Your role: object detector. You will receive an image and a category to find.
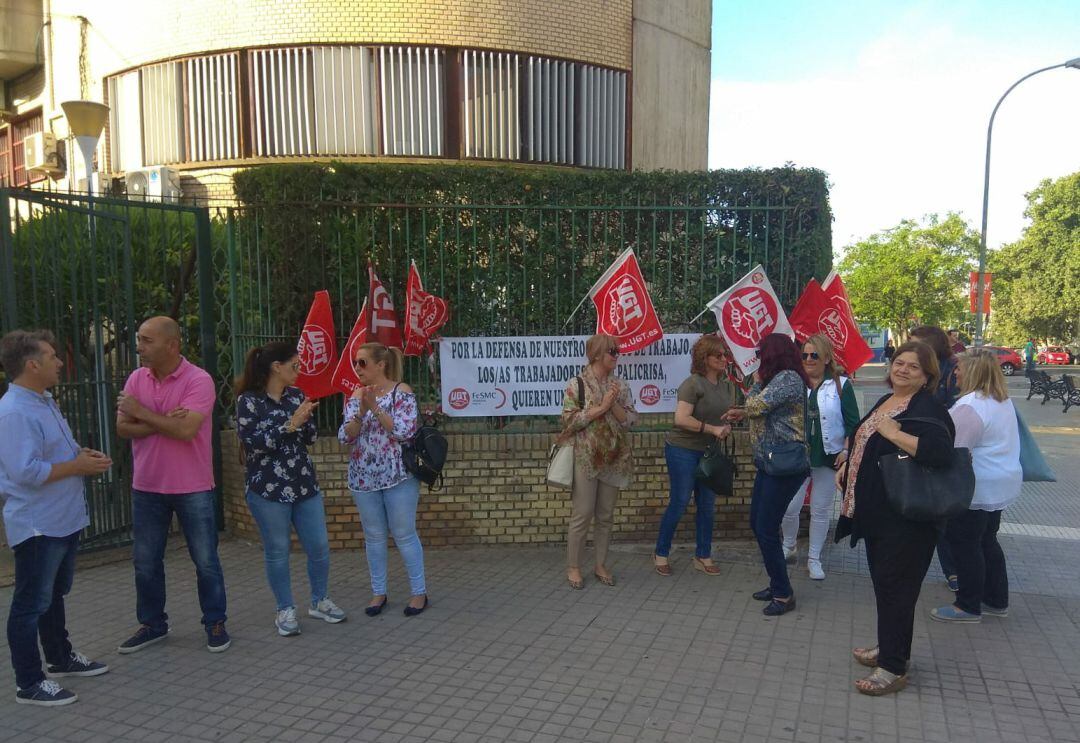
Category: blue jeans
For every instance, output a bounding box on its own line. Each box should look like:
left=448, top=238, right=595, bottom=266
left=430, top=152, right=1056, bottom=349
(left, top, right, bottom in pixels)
left=132, top=489, right=227, bottom=629
left=655, top=443, right=716, bottom=559
left=750, top=470, right=805, bottom=599
left=7, top=532, right=78, bottom=689
left=351, top=477, right=426, bottom=596
left=246, top=492, right=331, bottom=610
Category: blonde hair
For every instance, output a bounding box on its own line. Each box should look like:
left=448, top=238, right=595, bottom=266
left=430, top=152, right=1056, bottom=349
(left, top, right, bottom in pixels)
left=585, top=334, right=619, bottom=364
left=802, top=333, right=844, bottom=389
left=357, top=342, right=404, bottom=382
left=690, top=334, right=727, bottom=376
left=957, top=348, right=1008, bottom=402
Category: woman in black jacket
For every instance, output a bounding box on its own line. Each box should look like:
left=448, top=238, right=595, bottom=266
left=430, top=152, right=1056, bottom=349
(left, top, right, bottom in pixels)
left=834, top=341, right=955, bottom=696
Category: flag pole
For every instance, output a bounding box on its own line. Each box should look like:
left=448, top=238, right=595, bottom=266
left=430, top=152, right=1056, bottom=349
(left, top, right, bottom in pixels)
left=562, top=293, right=592, bottom=329
left=561, top=246, right=635, bottom=330
left=687, top=305, right=712, bottom=325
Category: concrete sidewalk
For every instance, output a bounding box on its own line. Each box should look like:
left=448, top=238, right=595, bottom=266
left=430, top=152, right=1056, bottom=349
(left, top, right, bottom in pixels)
left=2, top=388, right=1080, bottom=742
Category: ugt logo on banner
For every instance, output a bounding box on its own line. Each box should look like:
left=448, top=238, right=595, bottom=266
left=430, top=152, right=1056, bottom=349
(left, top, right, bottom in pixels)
left=295, top=290, right=337, bottom=399
left=588, top=248, right=663, bottom=353
left=706, top=265, right=793, bottom=375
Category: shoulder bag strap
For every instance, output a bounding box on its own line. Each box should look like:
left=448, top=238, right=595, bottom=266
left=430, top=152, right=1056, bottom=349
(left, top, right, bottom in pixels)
left=577, top=375, right=585, bottom=410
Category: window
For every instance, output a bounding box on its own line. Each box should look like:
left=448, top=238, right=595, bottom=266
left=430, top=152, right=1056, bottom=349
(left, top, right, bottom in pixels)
left=522, top=56, right=575, bottom=165
left=0, top=128, right=9, bottom=187
left=577, top=65, right=626, bottom=169
left=1, top=112, right=46, bottom=187
left=464, top=50, right=520, bottom=160
left=107, top=70, right=144, bottom=171
left=379, top=46, right=444, bottom=157
left=185, top=53, right=240, bottom=162
left=141, top=62, right=184, bottom=165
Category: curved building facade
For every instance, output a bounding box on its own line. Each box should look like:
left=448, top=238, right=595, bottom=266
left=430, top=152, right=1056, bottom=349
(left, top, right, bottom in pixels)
left=0, top=0, right=710, bottom=198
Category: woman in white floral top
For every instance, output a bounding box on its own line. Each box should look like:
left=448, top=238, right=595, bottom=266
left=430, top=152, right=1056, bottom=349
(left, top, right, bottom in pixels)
left=236, top=341, right=347, bottom=637
left=338, top=342, right=427, bottom=617
left=560, top=334, right=638, bottom=590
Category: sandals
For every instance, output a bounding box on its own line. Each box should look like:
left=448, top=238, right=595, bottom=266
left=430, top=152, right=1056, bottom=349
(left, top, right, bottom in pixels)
left=566, top=571, right=584, bottom=590
left=692, top=557, right=721, bottom=576
left=653, top=554, right=673, bottom=577
left=852, top=645, right=879, bottom=668
left=593, top=571, right=616, bottom=587
left=855, top=667, right=908, bottom=696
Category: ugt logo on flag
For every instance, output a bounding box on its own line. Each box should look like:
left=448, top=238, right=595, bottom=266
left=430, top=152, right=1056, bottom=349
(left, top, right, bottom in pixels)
left=589, top=248, right=663, bottom=353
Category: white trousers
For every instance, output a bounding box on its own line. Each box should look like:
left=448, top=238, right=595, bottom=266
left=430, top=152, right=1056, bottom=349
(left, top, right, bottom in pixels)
left=781, top=465, right=838, bottom=561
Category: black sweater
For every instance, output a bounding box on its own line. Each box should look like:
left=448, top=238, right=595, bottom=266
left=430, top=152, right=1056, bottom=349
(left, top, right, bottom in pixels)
left=834, top=388, right=955, bottom=546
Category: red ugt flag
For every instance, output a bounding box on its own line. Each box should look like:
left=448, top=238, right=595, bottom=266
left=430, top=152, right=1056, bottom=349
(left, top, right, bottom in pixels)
left=330, top=300, right=371, bottom=395
left=705, top=265, right=793, bottom=376
left=818, top=271, right=874, bottom=372
left=295, top=290, right=338, bottom=399
left=368, top=262, right=403, bottom=349
left=403, top=260, right=450, bottom=357
left=588, top=248, right=663, bottom=353
left=788, top=279, right=828, bottom=343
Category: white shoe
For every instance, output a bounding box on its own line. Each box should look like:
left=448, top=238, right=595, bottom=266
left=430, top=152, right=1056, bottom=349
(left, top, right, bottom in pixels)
left=808, top=559, right=825, bottom=581
left=309, top=597, right=347, bottom=624
left=275, top=607, right=300, bottom=636
left=783, top=546, right=797, bottom=563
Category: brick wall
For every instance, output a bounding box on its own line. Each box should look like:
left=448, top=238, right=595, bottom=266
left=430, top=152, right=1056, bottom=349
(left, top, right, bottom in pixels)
left=222, top=429, right=757, bottom=550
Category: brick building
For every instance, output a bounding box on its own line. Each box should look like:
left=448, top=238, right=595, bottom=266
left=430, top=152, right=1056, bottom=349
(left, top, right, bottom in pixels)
left=1, top=0, right=711, bottom=202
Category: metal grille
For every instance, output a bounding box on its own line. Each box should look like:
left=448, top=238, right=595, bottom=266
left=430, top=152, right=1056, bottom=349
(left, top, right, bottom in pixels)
left=141, top=62, right=184, bottom=165
left=107, top=71, right=144, bottom=172
left=250, top=48, right=315, bottom=157
left=463, top=50, right=520, bottom=160
left=523, top=56, right=575, bottom=165
left=379, top=46, right=444, bottom=157
left=577, top=66, right=626, bottom=169
left=311, top=46, right=378, bottom=156
left=185, top=53, right=240, bottom=162
left=10, top=113, right=44, bottom=186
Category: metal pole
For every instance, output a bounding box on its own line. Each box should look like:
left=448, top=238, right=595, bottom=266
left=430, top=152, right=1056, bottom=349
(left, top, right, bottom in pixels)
left=975, top=58, right=1079, bottom=346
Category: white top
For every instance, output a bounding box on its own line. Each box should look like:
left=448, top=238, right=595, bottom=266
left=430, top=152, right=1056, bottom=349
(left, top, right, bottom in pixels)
left=812, top=377, right=848, bottom=455
left=949, top=392, right=1022, bottom=511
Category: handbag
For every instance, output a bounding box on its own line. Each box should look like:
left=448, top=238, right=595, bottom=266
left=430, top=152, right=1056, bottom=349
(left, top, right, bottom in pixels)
left=877, top=417, right=975, bottom=522
left=546, top=376, right=585, bottom=489
left=695, top=435, right=737, bottom=496
left=754, top=397, right=810, bottom=477
left=1015, top=407, right=1056, bottom=482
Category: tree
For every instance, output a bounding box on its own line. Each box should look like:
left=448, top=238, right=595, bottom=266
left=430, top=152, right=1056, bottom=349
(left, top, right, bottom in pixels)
left=988, top=172, right=1080, bottom=345
left=837, top=214, right=979, bottom=341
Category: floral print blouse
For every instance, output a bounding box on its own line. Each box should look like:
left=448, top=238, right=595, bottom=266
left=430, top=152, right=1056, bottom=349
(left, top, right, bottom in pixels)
left=237, top=387, right=319, bottom=504
left=744, top=369, right=807, bottom=463
left=840, top=397, right=909, bottom=519
left=338, top=386, right=419, bottom=493
left=560, top=367, right=638, bottom=487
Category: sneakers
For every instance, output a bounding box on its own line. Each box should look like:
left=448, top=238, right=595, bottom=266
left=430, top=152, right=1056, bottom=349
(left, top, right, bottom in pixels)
left=982, top=603, right=1009, bottom=617
left=47, top=651, right=109, bottom=678
left=783, top=546, right=797, bottom=563
left=118, top=625, right=169, bottom=654
left=16, top=679, right=77, bottom=706
left=808, top=558, right=826, bottom=581
left=309, top=597, right=347, bottom=624
left=276, top=607, right=301, bottom=636
left=206, top=621, right=231, bottom=652
left=930, top=605, right=981, bottom=623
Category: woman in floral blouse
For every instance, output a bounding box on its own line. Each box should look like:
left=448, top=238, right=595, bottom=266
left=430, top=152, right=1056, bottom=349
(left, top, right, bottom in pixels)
left=338, top=342, right=427, bottom=617
left=236, top=341, right=347, bottom=637
left=560, top=334, right=638, bottom=590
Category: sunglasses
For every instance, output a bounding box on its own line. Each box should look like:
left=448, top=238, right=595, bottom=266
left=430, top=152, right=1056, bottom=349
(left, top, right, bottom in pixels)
left=352, top=358, right=368, bottom=369
left=607, top=348, right=620, bottom=357
left=801, top=352, right=821, bottom=361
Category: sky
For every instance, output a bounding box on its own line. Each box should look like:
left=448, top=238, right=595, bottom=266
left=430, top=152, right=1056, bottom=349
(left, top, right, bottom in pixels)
left=708, top=0, right=1080, bottom=255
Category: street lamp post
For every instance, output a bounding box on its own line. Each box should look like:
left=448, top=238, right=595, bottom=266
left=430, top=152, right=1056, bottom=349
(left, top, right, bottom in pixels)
left=974, top=57, right=1080, bottom=347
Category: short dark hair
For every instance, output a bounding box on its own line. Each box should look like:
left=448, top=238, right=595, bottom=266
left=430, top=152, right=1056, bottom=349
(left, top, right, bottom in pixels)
left=888, top=340, right=941, bottom=392
left=0, top=330, right=56, bottom=379
left=758, top=333, right=811, bottom=388
left=908, top=325, right=952, bottom=362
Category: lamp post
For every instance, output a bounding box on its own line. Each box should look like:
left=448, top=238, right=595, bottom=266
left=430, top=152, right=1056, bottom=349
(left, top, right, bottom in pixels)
left=60, top=100, right=112, bottom=458
left=974, top=57, right=1080, bottom=347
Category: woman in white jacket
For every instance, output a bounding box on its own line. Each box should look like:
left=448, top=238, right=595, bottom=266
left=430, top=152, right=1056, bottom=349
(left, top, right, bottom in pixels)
left=781, top=334, right=860, bottom=580
left=931, top=349, right=1021, bottom=623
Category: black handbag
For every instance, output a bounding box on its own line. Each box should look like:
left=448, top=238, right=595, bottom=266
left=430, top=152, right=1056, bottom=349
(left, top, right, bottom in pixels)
left=756, top=440, right=810, bottom=477
left=877, top=417, right=975, bottom=522
left=695, top=436, right=737, bottom=496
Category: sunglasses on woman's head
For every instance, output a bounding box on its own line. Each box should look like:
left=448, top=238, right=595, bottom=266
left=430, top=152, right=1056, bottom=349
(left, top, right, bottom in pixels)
left=801, top=352, right=820, bottom=360
left=352, top=358, right=368, bottom=369
left=607, top=348, right=620, bottom=357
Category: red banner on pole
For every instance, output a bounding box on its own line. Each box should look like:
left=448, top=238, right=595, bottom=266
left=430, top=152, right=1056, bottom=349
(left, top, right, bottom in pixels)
left=705, top=265, right=793, bottom=376
left=790, top=277, right=874, bottom=373
left=588, top=248, right=664, bottom=353
left=368, top=262, right=403, bottom=349
left=295, top=290, right=338, bottom=399
left=403, top=261, right=450, bottom=356
left=969, top=271, right=992, bottom=314
left=330, top=300, right=370, bottom=395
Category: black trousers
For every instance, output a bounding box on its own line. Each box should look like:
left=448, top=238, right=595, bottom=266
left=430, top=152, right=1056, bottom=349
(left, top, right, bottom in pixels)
left=946, top=509, right=1008, bottom=615
left=865, top=526, right=937, bottom=676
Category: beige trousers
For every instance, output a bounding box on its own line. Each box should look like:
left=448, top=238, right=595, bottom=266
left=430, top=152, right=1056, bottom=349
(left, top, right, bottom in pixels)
left=566, top=461, right=620, bottom=569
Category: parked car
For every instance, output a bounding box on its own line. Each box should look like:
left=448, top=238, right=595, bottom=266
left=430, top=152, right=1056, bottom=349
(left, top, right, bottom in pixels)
left=1037, top=346, right=1071, bottom=365
left=984, top=346, right=1023, bottom=376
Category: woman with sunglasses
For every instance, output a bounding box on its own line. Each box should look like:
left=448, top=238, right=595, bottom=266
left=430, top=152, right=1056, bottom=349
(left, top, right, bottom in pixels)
left=560, top=334, right=638, bottom=589
left=652, top=334, right=738, bottom=577
left=338, top=342, right=428, bottom=617
left=236, top=341, right=347, bottom=636
left=780, top=334, right=860, bottom=581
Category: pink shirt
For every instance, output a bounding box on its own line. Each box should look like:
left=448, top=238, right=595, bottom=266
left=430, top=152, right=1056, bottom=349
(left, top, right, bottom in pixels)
left=123, top=357, right=216, bottom=494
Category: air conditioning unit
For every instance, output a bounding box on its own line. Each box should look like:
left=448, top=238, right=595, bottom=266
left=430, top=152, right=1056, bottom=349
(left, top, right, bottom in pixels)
left=24, top=132, right=65, bottom=176
left=76, top=173, right=120, bottom=196
left=126, top=166, right=181, bottom=202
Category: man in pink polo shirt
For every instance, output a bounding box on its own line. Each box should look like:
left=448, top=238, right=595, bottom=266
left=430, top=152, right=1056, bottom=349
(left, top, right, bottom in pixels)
left=115, top=316, right=230, bottom=653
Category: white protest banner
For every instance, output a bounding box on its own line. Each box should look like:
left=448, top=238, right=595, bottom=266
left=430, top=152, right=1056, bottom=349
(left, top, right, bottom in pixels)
left=705, top=265, right=793, bottom=376
left=438, top=335, right=697, bottom=417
